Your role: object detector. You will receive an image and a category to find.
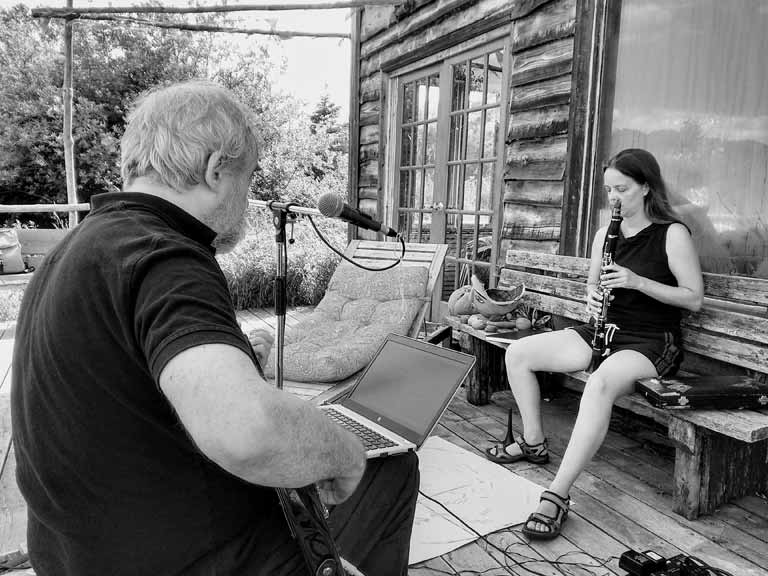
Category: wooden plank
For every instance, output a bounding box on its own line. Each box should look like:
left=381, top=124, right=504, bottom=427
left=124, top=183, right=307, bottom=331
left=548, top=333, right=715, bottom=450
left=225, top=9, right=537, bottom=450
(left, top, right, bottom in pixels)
left=500, top=238, right=559, bottom=255
left=681, top=329, right=768, bottom=376
left=503, top=180, right=564, bottom=206
left=510, top=37, right=574, bottom=87
left=505, top=249, right=590, bottom=276
left=359, top=124, right=379, bottom=146
left=348, top=7, right=362, bottom=213
left=501, top=203, right=561, bottom=241
left=504, top=134, right=568, bottom=180
left=501, top=269, right=584, bottom=300
left=703, top=273, right=768, bottom=307
left=507, top=104, right=570, bottom=141
left=511, top=0, right=577, bottom=53
left=361, top=0, right=514, bottom=76
left=508, top=74, right=571, bottom=113
left=359, top=4, right=396, bottom=41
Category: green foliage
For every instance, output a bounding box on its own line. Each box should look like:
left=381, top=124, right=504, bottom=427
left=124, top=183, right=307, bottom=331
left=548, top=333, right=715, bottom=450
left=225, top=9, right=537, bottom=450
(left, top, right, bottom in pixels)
left=218, top=209, right=346, bottom=310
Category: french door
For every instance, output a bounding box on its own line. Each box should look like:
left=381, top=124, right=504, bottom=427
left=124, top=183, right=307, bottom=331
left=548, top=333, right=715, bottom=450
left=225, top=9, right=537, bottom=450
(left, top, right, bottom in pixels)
left=390, top=39, right=509, bottom=299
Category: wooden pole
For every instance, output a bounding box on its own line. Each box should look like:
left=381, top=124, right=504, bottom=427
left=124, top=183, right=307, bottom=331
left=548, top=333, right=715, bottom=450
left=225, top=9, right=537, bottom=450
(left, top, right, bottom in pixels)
left=72, top=14, right=350, bottom=38
left=0, top=203, right=90, bottom=214
left=32, top=0, right=405, bottom=18
left=63, top=2, right=78, bottom=227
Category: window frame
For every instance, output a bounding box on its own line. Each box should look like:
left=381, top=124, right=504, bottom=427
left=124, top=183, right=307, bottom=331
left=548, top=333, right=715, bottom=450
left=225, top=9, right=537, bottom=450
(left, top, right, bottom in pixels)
left=383, top=30, right=512, bottom=293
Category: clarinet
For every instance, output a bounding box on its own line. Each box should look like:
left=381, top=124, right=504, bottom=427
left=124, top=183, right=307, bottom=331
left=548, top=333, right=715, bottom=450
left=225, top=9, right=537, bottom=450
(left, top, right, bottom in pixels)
left=590, top=201, right=623, bottom=371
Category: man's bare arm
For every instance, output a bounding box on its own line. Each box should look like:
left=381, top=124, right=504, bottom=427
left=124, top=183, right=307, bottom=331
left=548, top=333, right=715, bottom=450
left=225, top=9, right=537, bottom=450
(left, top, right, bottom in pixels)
left=159, top=343, right=366, bottom=495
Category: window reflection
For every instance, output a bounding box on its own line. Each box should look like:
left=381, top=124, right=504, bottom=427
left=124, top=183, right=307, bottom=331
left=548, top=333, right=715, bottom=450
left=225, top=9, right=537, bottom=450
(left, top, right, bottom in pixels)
left=605, top=0, right=768, bottom=277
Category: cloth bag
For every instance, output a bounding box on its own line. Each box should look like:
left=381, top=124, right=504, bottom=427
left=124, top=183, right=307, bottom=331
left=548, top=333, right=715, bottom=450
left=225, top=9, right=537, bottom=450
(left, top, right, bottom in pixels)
left=0, top=228, right=26, bottom=274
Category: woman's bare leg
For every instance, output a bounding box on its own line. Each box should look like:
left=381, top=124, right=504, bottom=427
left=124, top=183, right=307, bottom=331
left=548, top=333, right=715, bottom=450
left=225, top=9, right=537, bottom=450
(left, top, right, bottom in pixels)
left=526, top=350, right=658, bottom=533
left=498, top=330, right=591, bottom=457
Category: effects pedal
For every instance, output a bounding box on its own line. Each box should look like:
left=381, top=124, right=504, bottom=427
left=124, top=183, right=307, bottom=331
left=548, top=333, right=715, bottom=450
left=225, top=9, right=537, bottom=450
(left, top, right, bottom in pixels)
left=619, top=549, right=666, bottom=575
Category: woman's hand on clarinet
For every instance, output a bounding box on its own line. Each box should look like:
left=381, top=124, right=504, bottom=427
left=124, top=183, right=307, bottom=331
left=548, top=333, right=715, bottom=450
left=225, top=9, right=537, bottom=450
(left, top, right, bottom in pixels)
left=600, top=263, right=641, bottom=290
left=585, top=287, right=607, bottom=318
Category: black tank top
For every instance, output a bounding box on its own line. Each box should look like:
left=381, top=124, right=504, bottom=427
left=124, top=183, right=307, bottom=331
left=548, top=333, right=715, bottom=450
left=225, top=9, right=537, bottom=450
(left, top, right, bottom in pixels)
left=607, top=222, right=681, bottom=333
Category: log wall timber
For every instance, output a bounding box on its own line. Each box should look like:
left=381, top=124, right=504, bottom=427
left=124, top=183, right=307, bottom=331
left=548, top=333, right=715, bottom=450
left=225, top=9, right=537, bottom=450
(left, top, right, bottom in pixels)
left=353, top=0, right=578, bottom=259
left=503, top=0, right=577, bottom=258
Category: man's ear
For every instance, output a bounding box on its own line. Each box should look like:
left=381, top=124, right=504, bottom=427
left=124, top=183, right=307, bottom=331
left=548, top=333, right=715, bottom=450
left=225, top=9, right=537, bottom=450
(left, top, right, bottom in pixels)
left=204, top=151, right=225, bottom=191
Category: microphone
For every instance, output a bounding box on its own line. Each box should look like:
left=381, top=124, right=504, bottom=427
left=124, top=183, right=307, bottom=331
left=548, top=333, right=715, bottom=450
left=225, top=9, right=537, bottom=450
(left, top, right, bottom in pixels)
left=317, top=193, right=399, bottom=237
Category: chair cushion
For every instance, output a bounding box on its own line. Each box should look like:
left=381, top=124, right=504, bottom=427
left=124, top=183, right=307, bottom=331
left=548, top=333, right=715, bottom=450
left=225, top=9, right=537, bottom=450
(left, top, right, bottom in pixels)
left=262, top=262, right=429, bottom=382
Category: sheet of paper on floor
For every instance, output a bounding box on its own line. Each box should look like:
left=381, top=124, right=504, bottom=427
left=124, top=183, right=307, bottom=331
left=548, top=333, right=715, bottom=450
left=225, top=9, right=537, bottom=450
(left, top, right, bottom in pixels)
left=409, top=435, right=544, bottom=565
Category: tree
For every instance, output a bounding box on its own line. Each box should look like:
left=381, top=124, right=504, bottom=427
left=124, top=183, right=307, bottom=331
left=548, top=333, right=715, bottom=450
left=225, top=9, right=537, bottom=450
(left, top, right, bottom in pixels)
left=0, top=4, right=347, bottom=226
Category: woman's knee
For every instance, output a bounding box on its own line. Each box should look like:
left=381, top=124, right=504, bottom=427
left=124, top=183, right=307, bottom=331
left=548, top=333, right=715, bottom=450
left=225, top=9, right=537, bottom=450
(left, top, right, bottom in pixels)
left=505, top=341, right=531, bottom=370
left=582, top=372, right=619, bottom=403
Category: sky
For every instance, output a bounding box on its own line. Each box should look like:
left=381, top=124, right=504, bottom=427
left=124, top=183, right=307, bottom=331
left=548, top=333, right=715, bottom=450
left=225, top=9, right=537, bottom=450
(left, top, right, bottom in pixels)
left=1, top=0, right=352, bottom=116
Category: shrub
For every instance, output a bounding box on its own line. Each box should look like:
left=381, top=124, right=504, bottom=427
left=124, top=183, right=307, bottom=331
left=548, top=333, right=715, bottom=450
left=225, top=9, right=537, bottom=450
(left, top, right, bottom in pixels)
left=217, top=208, right=346, bottom=310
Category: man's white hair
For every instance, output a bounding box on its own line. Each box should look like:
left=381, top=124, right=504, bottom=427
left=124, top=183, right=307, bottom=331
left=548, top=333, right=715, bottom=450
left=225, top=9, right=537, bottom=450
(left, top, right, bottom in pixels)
left=121, top=80, right=259, bottom=191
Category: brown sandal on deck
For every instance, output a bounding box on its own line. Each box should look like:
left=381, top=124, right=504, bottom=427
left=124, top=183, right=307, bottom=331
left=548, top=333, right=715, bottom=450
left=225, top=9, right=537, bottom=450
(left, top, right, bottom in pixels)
left=521, top=490, right=570, bottom=540
left=484, top=409, right=550, bottom=465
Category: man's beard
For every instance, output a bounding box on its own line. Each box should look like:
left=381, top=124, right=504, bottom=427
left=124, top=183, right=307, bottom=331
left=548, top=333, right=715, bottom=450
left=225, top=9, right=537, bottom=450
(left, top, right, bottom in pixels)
left=212, top=216, right=247, bottom=253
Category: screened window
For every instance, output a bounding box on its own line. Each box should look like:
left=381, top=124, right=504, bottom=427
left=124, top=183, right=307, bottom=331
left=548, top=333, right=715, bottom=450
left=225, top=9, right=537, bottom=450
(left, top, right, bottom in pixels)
left=595, top=0, right=768, bottom=278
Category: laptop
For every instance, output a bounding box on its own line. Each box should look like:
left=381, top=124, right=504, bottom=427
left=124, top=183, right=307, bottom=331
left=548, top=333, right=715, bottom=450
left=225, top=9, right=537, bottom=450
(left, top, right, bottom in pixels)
left=636, top=375, right=768, bottom=410
left=319, top=333, right=475, bottom=458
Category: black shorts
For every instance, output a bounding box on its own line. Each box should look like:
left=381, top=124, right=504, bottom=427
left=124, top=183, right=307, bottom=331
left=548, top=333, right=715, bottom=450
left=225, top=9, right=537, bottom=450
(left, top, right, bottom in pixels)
left=568, top=323, right=683, bottom=377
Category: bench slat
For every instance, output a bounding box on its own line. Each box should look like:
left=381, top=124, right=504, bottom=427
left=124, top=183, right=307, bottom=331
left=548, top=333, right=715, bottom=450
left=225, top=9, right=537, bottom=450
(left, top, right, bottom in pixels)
left=505, top=249, right=768, bottom=308
left=505, top=249, right=589, bottom=276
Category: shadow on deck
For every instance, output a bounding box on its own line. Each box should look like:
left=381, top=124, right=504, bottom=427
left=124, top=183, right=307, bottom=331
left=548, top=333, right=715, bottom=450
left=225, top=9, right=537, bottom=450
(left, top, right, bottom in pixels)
left=1, top=310, right=767, bottom=575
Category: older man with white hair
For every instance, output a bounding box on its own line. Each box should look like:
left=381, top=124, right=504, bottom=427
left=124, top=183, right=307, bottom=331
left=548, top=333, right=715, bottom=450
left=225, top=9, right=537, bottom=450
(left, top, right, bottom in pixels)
left=12, top=80, right=418, bottom=576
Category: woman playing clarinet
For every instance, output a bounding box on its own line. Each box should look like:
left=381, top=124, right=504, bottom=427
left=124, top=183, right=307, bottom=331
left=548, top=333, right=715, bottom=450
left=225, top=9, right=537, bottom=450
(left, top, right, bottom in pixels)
left=484, top=148, right=704, bottom=540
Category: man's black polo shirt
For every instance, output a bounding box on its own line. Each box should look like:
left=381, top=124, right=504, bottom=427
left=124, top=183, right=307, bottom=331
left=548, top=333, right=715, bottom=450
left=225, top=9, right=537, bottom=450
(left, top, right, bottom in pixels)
left=11, top=193, right=285, bottom=575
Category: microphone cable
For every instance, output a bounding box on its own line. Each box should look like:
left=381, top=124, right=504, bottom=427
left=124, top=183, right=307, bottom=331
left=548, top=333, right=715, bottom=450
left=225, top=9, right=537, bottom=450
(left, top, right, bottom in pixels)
left=306, top=214, right=406, bottom=272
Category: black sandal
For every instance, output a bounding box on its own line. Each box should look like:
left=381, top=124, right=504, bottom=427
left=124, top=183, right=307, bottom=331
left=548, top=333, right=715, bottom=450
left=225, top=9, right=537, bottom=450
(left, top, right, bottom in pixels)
left=484, top=409, right=550, bottom=465
left=521, top=490, right=570, bottom=540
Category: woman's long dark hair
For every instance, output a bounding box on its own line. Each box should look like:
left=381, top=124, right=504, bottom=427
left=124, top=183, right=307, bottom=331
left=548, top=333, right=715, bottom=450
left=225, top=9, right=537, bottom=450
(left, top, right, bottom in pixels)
left=604, top=148, right=680, bottom=224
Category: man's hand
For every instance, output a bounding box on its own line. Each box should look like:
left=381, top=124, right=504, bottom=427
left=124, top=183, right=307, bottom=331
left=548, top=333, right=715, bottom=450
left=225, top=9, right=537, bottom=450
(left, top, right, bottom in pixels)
left=248, top=328, right=274, bottom=366
left=315, top=432, right=366, bottom=506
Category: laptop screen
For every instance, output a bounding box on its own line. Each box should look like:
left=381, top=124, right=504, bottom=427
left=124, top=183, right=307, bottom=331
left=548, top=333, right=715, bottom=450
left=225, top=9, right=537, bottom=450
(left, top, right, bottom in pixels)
left=342, top=334, right=475, bottom=444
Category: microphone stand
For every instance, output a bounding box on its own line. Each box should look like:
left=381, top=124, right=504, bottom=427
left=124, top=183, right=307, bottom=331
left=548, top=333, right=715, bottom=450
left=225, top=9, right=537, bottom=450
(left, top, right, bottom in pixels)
left=254, top=199, right=349, bottom=576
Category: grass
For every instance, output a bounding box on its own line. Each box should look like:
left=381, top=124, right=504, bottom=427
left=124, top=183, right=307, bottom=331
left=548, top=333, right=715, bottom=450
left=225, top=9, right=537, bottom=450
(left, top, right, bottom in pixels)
left=0, top=209, right=347, bottom=323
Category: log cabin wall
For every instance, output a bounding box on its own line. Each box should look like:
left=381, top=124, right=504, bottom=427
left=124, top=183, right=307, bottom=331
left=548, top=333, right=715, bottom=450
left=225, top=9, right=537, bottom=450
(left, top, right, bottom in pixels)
left=351, top=0, right=579, bottom=267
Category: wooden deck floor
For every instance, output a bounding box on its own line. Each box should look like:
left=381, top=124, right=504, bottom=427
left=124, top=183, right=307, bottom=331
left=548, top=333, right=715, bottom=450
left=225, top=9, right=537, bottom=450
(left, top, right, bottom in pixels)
left=1, top=308, right=767, bottom=575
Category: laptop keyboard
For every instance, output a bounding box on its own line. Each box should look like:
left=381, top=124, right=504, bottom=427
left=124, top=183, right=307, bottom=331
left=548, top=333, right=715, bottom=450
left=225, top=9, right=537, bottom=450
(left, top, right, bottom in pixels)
left=323, top=407, right=398, bottom=451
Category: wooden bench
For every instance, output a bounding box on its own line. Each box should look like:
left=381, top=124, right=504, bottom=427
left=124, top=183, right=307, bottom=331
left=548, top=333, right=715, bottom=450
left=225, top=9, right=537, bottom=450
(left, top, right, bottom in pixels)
left=445, top=249, right=768, bottom=519
left=0, top=229, right=69, bottom=290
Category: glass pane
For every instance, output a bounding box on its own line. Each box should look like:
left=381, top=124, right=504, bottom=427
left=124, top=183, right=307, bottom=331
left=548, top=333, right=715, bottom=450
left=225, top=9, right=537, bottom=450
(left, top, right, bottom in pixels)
left=488, top=50, right=504, bottom=104
left=607, top=0, right=768, bottom=277
left=421, top=211, right=432, bottom=242
left=425, top=122, right=437, bottom=165
left=402, top=81, right=415, bottom=123
left=466, top=111, right=483, bottom=160
left=399, top=212, right=418, bottom=243
left=452, top=62, right=467, bottom=111
left=415, top=123, right=426, bottom=166
left=400, top=127, right=413, bottom=167
left=427, top=74, right=440, bottom=119
left=416, top=76, right=428, bottom=121
left=447, top=165, right=462, bottom=209
left=449, top=114, right=465, bottom=161
left=459, top=216, right=478, bottom=260
left=483, top=107, right=500, bottom=158
left=469, top=56, right=486, bottom=108
left=480, top=163, right=494, bottom=211
left=463, top=163, right=479, bottom=211
left=423, top=168, right=434, bottom=209
left=413, top=169, right=424, bottom=209
left=398, top=170, right=414, bottom=208
left=441, top=214, right=461, bottom=299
